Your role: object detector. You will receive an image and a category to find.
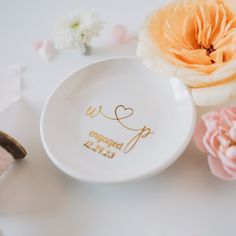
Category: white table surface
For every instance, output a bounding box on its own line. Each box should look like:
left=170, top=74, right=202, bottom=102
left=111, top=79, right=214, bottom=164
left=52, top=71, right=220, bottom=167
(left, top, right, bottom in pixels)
left=0, top=0, right=235, bottom=235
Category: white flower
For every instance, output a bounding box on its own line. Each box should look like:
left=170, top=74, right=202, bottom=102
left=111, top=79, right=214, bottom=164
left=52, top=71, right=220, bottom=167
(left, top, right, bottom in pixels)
left=54, top=10, right=104, bottom=52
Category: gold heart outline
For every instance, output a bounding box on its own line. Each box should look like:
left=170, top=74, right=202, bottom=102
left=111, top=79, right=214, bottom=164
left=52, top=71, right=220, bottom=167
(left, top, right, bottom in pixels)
left=114, top=105, right=134, bottom=120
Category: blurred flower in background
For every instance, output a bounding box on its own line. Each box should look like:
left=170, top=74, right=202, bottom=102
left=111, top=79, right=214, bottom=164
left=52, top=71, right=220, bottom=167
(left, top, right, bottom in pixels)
left=54, top=10, right=104, bottom=54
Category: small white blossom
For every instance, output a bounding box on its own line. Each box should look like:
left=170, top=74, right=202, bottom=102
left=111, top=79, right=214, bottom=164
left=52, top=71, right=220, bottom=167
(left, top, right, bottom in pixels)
left=54, top=10, right=103, bottom=52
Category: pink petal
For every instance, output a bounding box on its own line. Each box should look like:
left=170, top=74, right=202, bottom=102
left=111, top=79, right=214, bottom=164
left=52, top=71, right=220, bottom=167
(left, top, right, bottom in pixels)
left=220, top=107, right=236, bottom=128
left=203, top=129, right=219, bottom=158
left=208, top=155, right=236, bottom=180
left=202, top=111, right=220, bottom=129
left=228, top=106, right=236, bottom=115
left=0, top=146, right=14, bottom=176
left=33, top=41, right=43, bottom=51
left=223, top=165, right=236, bottom=177
left=218, top=151, right=236, bottom=170
left=193, top=119, right=207, bottom=153
left=111, top=25, right=129, bottom=44
left=34, top=40, right=55, bottom=62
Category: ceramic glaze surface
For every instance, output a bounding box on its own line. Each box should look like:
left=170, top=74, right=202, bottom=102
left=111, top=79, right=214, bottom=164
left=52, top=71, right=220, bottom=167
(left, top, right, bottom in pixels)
left=40, top=57, right=195, bottom=182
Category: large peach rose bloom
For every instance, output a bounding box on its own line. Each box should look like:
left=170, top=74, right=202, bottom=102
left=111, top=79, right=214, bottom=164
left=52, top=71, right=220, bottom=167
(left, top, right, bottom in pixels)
left=137, top=0, right=236, bottom=106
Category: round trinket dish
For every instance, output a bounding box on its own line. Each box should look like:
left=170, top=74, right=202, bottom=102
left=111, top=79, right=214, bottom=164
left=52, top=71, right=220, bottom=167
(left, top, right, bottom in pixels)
left=40, top=57, right=196, bottom=183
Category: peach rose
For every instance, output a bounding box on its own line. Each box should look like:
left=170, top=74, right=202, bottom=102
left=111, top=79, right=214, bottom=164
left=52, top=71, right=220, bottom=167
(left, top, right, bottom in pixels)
left=194, top=107, right=236, bottom=180
left=137, top=0, right=236, bottom=106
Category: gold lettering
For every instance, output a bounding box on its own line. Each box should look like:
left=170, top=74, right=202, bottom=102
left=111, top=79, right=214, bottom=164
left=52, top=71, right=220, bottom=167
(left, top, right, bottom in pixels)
left=112, top=142, right=118, bottom=148
left=102, top=137, right=108, bottom=143
left=116, top=143, right=124, bottom=150
left=124, top=126, right=152, bottom=153
left=86, top=106, right=102, bottom=118
left=107, top=140, right=113, bottom=148
left=85, top=105, right=154, bottom=154
left=89, top=131, right=97, bottom=137
left=97, top=135, right=103, bottom=142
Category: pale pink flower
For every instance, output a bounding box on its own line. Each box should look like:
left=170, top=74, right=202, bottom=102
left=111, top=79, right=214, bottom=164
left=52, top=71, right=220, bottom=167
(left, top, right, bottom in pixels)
left=194, top=106, right=236, bottom=180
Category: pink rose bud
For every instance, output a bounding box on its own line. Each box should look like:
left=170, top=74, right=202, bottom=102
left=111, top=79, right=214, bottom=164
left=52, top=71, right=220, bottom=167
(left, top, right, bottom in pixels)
left=34, top=40, right=56, bottom=62
left=111, top=25, right=129, bottom=44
